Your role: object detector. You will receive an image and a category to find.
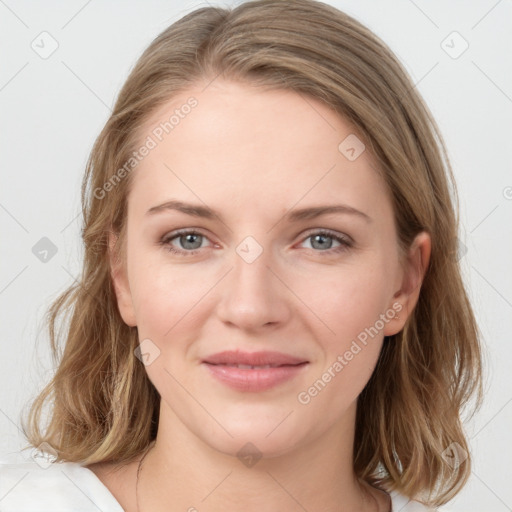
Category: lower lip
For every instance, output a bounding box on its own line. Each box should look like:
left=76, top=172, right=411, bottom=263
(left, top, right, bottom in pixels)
left=202, top=363, right=309, bottom=392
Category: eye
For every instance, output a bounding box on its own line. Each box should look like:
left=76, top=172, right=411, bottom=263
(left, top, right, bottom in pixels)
left=160, top=228, right=352, bottom=257
left=299, top=230, right=352, bottom=254
left=160, top=229, right=212, bottom=255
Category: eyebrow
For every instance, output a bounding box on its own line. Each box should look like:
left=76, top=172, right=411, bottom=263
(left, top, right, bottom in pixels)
left=146, top=199, right=372, bottom=223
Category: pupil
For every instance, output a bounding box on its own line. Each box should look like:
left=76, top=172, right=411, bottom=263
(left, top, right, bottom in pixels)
left=312, top=234, right=332, bottom=250
left=181, top=234, right=202, bottom=250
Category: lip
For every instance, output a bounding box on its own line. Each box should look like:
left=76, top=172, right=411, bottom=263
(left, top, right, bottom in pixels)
left=201, top=350, right=309, bottom=392
left=202, top=350, right=308, bottom=367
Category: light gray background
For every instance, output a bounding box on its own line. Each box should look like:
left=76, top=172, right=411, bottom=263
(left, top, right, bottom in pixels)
left=1, top=1, right=511, bottom=510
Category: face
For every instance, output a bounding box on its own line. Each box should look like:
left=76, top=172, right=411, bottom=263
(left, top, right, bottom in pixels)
left=111, top=78, right=428, bottom=458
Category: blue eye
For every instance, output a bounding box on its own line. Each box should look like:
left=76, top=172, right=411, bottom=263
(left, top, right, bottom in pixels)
left=300, top=231, right=352, bottom=253
left=160, top=229, right=352, bottom=256
left=161, top=230, right=211, bottom=255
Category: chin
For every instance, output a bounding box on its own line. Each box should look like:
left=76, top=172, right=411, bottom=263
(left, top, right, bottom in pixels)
left=195, top=407, right=308, bottom=461
left=207, top=429, right=302, bottom=462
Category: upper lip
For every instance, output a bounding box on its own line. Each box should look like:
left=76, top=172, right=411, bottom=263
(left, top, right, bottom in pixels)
left=202, top=350, right=308, bottom=367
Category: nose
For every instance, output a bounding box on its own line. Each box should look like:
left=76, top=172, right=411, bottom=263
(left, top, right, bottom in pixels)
left=215, top=243, right=292, bottom=332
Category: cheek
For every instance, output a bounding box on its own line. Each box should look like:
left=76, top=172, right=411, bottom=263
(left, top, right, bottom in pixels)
left=291, top=259, right=391, bottom=406
left=129, top=263, right=210, bottom=393
left=128, top=254, right=210, bottom=339
left=295, top=272, right=388, bottom=411
left=294, top=259, right=392, bottom=346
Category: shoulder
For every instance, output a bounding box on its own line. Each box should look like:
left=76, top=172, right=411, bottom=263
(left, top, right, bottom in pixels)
left=0, top=452, right=124, bottom=512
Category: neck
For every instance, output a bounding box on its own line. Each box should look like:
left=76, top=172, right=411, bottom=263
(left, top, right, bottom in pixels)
left=136, top=400, right=384, bottom=512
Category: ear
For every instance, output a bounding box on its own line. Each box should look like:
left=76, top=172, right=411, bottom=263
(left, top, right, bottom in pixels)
left=108, top=231, right=137, bottom=327
left=384, top=231, right=431, bottom=336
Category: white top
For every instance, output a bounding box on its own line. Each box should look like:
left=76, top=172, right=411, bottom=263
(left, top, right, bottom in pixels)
left=0, top=454, right=447, bottom=511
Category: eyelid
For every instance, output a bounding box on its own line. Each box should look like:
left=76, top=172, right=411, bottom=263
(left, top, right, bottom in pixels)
left=299, top=227, right=353, bottom=243
left=160, top=228, right=216, bottom=255
left=161, top=227, right=212, bottom=243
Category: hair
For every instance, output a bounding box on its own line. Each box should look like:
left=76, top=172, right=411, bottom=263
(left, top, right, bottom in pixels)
left=21, top=0, right=483, bottom=507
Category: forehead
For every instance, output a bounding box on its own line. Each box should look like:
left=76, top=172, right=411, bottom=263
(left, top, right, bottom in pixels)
left=128, top=79, right=391, bottom=221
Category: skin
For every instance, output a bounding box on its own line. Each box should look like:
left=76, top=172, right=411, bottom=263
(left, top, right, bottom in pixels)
left=87, top=78, right=430, bottom=512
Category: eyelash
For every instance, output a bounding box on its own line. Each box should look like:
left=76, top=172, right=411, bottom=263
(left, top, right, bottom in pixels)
left=159, top=228, right=353, bottom=256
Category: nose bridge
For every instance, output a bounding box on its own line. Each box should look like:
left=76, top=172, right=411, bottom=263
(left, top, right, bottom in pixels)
left=216, top=234, right=290, bottom=329
left=233, top=238, right=273, bottom=291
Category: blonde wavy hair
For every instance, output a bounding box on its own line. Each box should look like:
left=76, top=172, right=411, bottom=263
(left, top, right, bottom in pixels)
left=22, top=0, right=483, bottom=507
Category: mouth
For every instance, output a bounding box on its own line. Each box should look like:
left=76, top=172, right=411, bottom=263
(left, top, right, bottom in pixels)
left=201, top=351, right=309, bottom=392
left=202, top=350, right=309, bottom=367
left=206, top=363, right=306, bottom=369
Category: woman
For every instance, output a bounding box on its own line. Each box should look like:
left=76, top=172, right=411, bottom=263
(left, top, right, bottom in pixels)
left=1, top=0, right=482, bottom=510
